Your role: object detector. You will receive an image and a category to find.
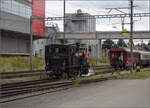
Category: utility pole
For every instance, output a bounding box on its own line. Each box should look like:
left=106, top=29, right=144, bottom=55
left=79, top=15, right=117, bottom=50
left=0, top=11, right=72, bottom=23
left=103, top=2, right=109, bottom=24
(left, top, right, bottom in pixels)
left=30, top=0, right=33, bottom=70
left=30, top=16, right=33, bottom=70
left=95, top=32, right=98, bottom=64
left=63, top=0, right=66, bottom=45
left=130, top=0, right=134, bottom=74
left=121, top=18, right=125, bottom=31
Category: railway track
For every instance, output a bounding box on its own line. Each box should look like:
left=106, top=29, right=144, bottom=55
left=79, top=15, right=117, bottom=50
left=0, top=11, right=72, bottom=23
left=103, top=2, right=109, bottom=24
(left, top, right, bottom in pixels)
left=0, top=70, right=46, bottom=79
left=1, top=65, right=111, bottom=79
left=0, top=66, right=148, bottom=103
left=0, top=79, right=73, bottom=103
left=0, top=65, right=113, bottom=103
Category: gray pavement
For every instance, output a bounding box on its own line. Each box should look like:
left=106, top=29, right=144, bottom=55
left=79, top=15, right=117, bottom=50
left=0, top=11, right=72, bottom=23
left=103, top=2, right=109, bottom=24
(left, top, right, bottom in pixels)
left=1, top=78, right=150, bottom=108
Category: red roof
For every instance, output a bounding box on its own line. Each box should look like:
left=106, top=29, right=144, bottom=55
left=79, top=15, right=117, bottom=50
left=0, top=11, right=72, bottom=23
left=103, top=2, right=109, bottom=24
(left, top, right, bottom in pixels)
left=109, top=48, right=126, bottom=52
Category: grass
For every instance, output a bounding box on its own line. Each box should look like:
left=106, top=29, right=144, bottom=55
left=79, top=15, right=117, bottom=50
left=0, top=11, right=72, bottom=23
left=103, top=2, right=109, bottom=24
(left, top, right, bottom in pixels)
left=115, top=70, right=150, bottom=79
left=81, top=73, right=111, bottom=80
left=72, top=73, right=112, bottom=87
left=0, top=56, right=109, bottom=73
left=88, top=57, right=110, bottom=66
left=72, top=78, right=81, bottom=88
left=72, top=69, right=150, bottom=88
left=0, top=57, right=45, bottom=72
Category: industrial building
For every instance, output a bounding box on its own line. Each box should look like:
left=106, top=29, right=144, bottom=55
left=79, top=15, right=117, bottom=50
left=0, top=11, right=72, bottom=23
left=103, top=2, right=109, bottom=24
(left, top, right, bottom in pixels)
left=33, top=9, right=99, bottom=57
left=65, top=9, right=98, bottom=57
left=65, top=9, right=96, bottom=33
left=0, top=0, right=45, bottom=56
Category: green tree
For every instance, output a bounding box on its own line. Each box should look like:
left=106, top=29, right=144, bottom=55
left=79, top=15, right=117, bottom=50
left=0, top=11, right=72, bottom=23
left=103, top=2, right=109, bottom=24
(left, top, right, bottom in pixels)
left=148, top=40, right=150, bottom=46
left=112, top=43, right=118, bottom=48
left=137, top=43, right=140, bottom=47
left=141, top=43, right=150, bottom=51
left=117, top=39, right=127, bottom=48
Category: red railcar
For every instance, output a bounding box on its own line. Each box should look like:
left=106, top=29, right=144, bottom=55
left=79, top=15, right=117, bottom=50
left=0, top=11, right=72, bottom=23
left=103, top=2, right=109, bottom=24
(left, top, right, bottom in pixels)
left=109, top=48, right=140, bottom=69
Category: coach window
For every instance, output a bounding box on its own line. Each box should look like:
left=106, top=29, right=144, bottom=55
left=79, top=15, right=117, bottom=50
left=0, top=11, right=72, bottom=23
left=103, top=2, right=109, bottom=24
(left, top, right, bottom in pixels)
left=120, top=52, right=123, bottom=61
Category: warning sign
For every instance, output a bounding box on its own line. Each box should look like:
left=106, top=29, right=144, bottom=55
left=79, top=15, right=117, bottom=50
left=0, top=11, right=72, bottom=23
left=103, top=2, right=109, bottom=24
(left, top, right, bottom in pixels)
left=122, top=28, right=128, bottom=36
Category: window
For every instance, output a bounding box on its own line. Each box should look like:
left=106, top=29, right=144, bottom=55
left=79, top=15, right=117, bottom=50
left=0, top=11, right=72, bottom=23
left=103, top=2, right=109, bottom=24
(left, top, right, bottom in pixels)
left=41, top=41, right=44, bottom=45
left=1, top=0, right=31, bottom=19
left=3, top=0, right=12, bottom=13
left=12, top=0, right=19, bottom=15
left=0, top=0, right=4, bottom=10
left=55, top=48, right=59, bottom=53
left=25, top=6, right=31, bottom=18
left=19, top=3, right=26, bottom=17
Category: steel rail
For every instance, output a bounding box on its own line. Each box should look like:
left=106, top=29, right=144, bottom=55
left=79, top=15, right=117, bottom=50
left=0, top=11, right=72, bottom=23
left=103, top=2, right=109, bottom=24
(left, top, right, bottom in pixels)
left=1, top=70, right=46, bottom=79
left=0, top=80, right=72, bottom=99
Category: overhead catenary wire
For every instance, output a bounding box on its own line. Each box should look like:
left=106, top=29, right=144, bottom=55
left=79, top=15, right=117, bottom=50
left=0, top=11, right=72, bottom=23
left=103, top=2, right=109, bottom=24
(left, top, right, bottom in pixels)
left=1, top=0, right=149, bottom=31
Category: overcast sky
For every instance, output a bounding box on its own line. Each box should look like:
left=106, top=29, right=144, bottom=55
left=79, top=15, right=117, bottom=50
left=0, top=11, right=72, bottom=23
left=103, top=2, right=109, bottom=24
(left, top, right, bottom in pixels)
left=46, top=0, right=149, bottom=32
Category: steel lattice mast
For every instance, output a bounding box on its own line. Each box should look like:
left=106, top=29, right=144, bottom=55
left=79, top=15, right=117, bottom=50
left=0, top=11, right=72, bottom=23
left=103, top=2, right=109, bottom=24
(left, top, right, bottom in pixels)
left=45, top=13, right=150, bottom=21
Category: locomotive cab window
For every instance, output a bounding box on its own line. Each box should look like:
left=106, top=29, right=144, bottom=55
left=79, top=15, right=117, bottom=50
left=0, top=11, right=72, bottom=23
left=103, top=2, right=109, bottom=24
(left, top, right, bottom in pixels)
left=55, top=48, right=59, bottom=53
left=49, top=46, right=68, bottom=55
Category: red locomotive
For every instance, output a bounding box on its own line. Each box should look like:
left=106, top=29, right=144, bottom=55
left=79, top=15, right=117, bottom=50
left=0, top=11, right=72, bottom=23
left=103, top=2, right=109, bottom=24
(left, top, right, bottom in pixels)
left=109, top=48, right=150, bottom=70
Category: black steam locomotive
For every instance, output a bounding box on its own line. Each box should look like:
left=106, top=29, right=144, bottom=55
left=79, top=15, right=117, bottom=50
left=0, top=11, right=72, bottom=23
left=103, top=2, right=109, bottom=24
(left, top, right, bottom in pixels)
left=45, top=43, right=89, bottom=79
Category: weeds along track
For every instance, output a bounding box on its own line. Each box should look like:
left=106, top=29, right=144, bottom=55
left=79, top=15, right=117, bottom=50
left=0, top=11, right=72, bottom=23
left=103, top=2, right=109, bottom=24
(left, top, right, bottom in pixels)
left=1, top=65, right=112, bottom=79
left=92, top=65, right=114, bottom=74
left=92, top=65, right=112, bottom=70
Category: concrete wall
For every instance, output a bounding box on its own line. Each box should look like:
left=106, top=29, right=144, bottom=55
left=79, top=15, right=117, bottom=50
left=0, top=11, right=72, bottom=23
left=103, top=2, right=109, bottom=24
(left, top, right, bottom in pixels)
left=33, top=26, right=59, bottom=57
left=1, top=36, right=28, bottom=53
left=0, top=11, right=30, bottom=34
left=56, top=31, right=150, bottom=40
left=0, top=30, right=1, bottom=53
left=33, top=39, right=46, bottom=57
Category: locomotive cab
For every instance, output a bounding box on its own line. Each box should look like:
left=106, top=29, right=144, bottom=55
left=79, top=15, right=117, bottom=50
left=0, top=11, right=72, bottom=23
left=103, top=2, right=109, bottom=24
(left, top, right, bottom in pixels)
left=45, top=44, right=75, bottom=78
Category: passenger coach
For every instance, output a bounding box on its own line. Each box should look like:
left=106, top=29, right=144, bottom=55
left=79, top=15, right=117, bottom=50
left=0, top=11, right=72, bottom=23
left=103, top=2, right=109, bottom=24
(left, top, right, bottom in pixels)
left=109, top=48, right=150, bottom=69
